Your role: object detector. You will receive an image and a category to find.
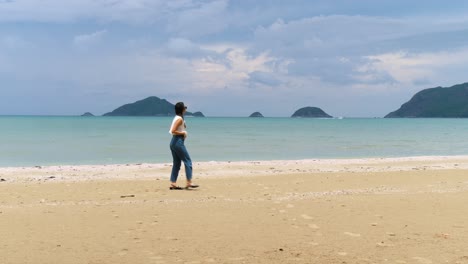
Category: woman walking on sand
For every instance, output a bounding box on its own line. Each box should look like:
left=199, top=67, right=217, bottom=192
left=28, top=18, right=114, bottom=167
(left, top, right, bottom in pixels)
left=168, top=102, right=199, bottom=190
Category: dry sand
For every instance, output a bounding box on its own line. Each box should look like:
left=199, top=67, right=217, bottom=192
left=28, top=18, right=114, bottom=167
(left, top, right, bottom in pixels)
left=1, top=157, right=468, bottom=264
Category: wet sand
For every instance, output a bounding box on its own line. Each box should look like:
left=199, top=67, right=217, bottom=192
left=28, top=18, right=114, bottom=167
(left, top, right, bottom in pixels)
left=1, top=157, right=468, bottom=264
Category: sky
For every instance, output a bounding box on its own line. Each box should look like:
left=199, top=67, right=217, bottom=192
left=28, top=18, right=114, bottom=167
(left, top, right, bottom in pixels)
left=2, top=0, right=468, bottom=117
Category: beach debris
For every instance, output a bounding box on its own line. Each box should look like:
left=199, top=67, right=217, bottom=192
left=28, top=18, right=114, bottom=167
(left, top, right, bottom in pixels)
left=120, top=194, right=135, bottom=198
left=35, top=166, right=42, bottom=169
left=434, top=233, right=450, bottom=239
left=278, top=248, right=284, bottom=252
left=0, top=178, right=6, bottom=182
left=47, top=176, right=56, bottom=180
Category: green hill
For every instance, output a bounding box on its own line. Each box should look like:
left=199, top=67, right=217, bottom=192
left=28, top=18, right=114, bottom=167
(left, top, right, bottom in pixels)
left=249, top=112, right=264, bottom=118
left=103, top=96, right=204, bottom=117
left=385, top=82, right=468, bottom=118
left=291, top=107, right=332, bottom=118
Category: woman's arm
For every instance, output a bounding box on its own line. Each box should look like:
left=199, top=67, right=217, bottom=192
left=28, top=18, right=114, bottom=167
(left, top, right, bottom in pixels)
left=171, top=118, right=187, bottom=136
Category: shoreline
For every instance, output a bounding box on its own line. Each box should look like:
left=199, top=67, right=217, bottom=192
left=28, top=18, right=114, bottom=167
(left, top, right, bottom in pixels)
left=2, top=155, right=468, bottom=183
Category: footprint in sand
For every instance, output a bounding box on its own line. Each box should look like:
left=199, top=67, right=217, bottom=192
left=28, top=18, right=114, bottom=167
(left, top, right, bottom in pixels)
left=301, top=214, right=314, bottom=220
left=149, top=256, right=165, bottom=264
left=412, top=257, right=432, bottom=264
left=338, top=252, right=348, bottom=256
left=228, top=257, right=245, bottom=261
left=308, top=224, right=320, bottom=229
left=344, top=232, right=361, bottom=237
left=376, top=241, right=394, bottom=247
left=118, top=249, right=129, bottom=256
left=286, top=204, right=295, bottom=208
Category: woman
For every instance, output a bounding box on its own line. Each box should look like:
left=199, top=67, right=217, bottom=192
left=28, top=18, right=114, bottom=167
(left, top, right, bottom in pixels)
left=168, top=102, right=199, bottom=190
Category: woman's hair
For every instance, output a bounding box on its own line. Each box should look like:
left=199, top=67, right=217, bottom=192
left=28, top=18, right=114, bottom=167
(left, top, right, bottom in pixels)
left=175, top=102, right=186, bottom=116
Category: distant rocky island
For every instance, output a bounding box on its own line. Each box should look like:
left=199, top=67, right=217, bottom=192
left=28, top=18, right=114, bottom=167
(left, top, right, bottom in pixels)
left=249, top=112, right=264, bottom=118
left=189, top=111, right=205, bottom=117
left=385, top=82, right=468, bottom=118
left=291, top=107, right=332, bottom=118
left=103, top=96, right=204, bottom=117
left=81, top=112, right=94, bottom=117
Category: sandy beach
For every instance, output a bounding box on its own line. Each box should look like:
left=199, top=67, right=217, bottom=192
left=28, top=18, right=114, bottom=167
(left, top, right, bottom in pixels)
left=1, top=157, right=468, bottom=264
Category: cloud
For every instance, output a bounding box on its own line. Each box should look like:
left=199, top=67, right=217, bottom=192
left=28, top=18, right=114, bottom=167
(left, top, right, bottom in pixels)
left=73, top=30, right=107, bottom=49
left=0, top=0, right=167, bottom=23
left=364, top=47, right=468, bottom=86
left=248, top=71, right=282, bottom=87
left=0, top=35, right=31, bottom=50
left=165, top=38, right=217, bottom=58
left=167, top=0, right=229, bottom=37
left=249, top=14, right=468, bottom=88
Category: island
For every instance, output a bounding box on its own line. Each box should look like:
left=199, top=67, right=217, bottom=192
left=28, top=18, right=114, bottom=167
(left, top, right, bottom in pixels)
left=187, top=111, right=205, bottom=117
left=103, top=96, right=204, bottom=117
left=291, top=107, right=332, bottom=118
left=385, top=82, right=468, bottom=118
left=249, top=112, right=264, bottom=118
left=81, top=112, right=94, bottom=117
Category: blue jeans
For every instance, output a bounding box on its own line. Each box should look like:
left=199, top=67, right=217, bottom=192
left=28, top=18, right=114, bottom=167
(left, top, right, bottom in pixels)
left=170, top=136, right=193, bottom=182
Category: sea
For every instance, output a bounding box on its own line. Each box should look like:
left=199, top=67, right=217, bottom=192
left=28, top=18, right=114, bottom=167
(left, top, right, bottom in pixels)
left=1, top=116, right=468, bottom=167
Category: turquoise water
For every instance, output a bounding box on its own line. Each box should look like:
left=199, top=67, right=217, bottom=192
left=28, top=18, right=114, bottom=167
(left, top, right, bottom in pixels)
left=1, top=116, right=468, bottom=167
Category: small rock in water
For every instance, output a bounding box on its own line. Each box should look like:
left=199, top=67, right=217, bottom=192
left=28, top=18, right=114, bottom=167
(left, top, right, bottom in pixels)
left=0, top=178, right=6, bottom=182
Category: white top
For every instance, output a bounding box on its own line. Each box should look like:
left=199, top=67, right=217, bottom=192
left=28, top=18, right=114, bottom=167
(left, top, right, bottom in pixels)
left=169, top=115, right=186, bottom=135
